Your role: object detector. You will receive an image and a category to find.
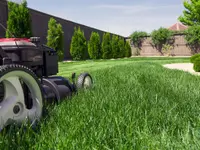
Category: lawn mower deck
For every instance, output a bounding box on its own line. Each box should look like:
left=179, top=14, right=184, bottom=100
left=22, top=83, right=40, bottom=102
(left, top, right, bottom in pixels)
left=0, top=37, right=93, bottom=130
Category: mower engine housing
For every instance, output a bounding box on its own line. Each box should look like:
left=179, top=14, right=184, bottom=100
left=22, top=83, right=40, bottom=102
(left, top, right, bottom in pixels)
left=0, top=38, right=58, bottom=77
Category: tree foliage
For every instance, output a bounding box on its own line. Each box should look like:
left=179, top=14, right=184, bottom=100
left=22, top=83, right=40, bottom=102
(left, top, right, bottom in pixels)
left=47, top=18, right=64, bottom=61
left=111, top=35, right=120, bottom=58
left=130, top=31, right=148, bottom=48
left=88, top=32, right=101, bottom=59
left=124, top=41, right=132, bottom=57
left=151, top=27, right=173, bottom=49
left=102, top=32, right=112, bottom=59
left=184, top=25, right=200, bottom=52
left=6, top=0, right=32, bottom=38
left=70, top=27, right=87, bottom=60
left=179, top=0, right=200, bottom=26
left=118, top=37, right=125, bottom=58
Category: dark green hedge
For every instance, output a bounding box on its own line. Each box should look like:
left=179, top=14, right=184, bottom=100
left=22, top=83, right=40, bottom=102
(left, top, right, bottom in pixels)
left=194, top=57, right=200, bottom=72
left=190, top=53, right=200, bottom=63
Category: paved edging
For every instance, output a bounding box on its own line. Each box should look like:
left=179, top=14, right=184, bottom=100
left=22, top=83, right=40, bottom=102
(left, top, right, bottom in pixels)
left=163, top=63, right=200, bottom=76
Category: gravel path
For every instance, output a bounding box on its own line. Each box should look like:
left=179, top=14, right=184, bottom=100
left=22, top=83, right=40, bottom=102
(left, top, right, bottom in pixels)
left=163, top=63, right=200, bottom=76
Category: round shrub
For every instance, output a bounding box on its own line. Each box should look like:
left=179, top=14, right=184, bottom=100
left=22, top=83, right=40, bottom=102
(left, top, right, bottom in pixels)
left=190, top=53, right=200, bottom=63
left=193, top=57, right=200, bottom=72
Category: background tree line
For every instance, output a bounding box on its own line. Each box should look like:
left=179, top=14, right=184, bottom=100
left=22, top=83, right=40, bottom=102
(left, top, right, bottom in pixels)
left=6, top=0, right=131, bottom=62
left=70, top=28, right=131, bottom=60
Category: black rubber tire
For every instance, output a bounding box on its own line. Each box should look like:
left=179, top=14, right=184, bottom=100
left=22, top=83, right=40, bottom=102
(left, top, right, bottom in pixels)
left=0, top=64, right=44, bottom=128
left=76, top=72, right=93, bottom=89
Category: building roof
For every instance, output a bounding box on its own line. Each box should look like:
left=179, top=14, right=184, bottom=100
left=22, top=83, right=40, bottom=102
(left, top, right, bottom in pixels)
left=168, top=22, right=188, bottom=31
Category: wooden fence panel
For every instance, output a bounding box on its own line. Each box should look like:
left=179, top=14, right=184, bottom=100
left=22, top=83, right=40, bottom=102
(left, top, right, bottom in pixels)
left=130, top=35, right=193, bottom=56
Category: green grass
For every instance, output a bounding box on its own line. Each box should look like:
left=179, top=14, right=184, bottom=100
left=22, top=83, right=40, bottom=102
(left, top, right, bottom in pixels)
left=2, top=57, right=200, bottom=149
left=58, top=57, right=189, bottom=78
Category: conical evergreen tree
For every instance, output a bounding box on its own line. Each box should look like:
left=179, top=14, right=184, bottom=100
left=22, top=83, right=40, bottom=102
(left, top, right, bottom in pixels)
left=6, top=0, right=32, bottom=38
left=102, top=32, right=112, bottom=59
left=70, top=27, right=87, bottom=60
left=47, top=18, right=64, bottom=61
left=88, top=32, right=101, bottom=59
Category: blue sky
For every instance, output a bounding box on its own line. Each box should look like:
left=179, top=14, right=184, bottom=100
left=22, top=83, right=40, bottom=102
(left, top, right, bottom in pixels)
left=14, top=0, right=185, bottom=37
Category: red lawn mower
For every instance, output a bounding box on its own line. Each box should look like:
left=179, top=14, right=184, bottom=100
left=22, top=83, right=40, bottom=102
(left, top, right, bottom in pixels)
left=0, top=37, right=93, bottom=130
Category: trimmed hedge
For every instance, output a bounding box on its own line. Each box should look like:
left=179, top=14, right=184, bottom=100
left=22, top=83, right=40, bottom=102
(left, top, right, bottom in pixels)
left=190, top=53, right=200, bottom=63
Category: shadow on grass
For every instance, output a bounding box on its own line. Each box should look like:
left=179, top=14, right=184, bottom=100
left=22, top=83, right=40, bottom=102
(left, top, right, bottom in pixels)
left=0, top=104, right=54, bottom=149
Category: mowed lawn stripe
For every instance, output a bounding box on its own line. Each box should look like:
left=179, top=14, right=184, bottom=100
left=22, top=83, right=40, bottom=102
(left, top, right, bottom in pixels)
left=1, top=58, right=200, bottom=149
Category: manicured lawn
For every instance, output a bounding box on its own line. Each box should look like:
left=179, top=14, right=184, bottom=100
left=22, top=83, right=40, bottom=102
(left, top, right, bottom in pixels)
left=58, top=57, right=190, bottom=78
left=2, top=57, right=200, bottom=149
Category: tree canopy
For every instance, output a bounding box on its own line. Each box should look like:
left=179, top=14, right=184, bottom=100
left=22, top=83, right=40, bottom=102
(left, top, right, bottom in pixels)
left=179, top=0, right=200, bottom=26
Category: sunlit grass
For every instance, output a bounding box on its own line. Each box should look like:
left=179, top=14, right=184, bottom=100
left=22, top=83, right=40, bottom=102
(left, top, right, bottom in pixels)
left=2, top=57, right=200, bottom=149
